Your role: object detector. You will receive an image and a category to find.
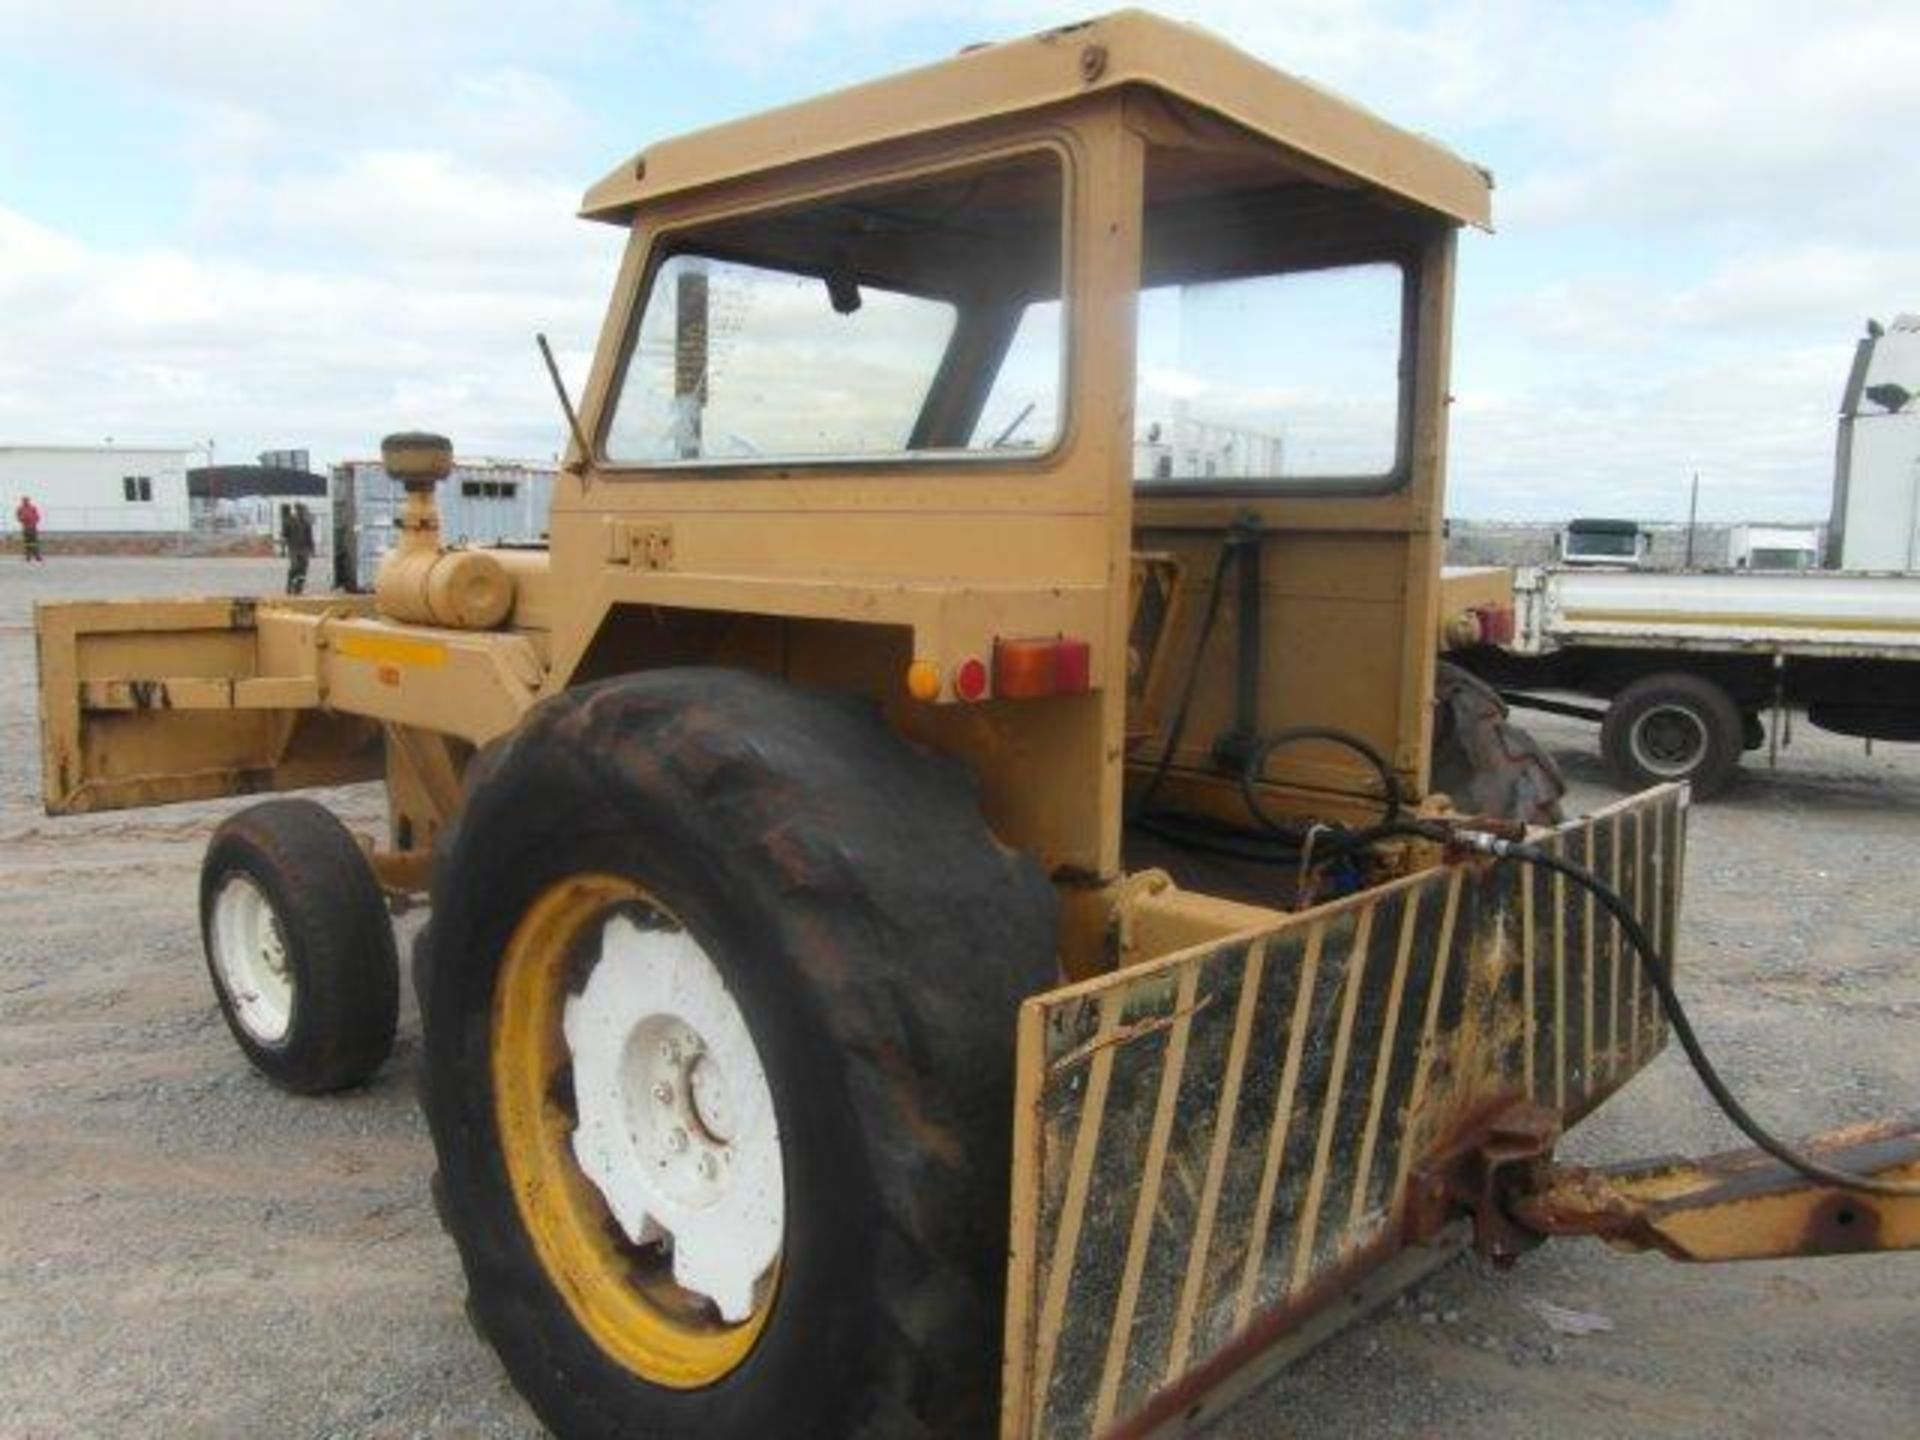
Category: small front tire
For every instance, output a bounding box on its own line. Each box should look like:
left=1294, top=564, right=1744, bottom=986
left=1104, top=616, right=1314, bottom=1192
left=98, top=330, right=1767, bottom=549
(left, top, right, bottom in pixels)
left=199, top=798, right=400, bottom=1093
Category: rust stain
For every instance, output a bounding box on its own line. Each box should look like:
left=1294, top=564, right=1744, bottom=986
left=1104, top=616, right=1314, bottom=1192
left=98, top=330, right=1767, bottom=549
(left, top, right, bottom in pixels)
left=1800, top=1193, right=1882, bottom=1255
left=1508, top=1118, right=1920, bottom=1262
left=1105, top=1229, right=1402, bottom=1440
left=1047, top=994, right=1215, bottom=1074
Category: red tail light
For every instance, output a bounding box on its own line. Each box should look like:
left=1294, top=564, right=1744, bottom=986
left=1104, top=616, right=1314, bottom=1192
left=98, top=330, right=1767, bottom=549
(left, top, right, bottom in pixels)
left=1471, top=604, right=1516, bottom=647
left=992, top=637, right=1092, bottom=699
left=954, top=656, right=989, bottom=702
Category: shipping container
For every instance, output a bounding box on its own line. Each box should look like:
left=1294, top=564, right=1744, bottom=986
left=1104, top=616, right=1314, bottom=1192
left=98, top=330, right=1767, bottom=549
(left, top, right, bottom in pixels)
left=331, top=458, right=555, bottom=591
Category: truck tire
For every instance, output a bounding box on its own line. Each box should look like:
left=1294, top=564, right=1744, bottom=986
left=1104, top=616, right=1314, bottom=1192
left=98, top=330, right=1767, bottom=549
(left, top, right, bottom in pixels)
left=418, top=669, right=1057, bottom=1440
left=1430, top=660, right=1566, bottom=824
left=199, top=798, right=399, bottom=1093
left=1600, top=672, right=1743, bottom=798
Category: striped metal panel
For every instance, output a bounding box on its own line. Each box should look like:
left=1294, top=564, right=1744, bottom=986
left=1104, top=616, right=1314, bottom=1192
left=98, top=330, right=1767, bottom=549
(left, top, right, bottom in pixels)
left=1002, top=785, right=1687, bottom=1440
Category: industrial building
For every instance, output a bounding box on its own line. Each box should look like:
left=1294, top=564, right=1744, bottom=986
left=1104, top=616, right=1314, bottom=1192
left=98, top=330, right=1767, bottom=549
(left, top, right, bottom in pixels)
left=0, top=445, right=194, bottom=535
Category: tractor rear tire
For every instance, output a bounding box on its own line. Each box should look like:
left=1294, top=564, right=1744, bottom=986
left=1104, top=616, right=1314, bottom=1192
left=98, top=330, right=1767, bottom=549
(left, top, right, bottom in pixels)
left=199, top=798, right=399, bottom=1093
left=418, top=669, right=1057, bottom=1440
left=1600, top=671, right=1743, bottom=798
left=1430, top=660, right=1566, bottom=825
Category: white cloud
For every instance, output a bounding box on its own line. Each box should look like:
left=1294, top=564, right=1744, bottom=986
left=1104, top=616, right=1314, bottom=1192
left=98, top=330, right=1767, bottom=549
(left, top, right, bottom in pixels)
left=1504, top=0, right=1920, bottom=231
left=0, top=2, right=622, bottom=468
left=0, top=0, right=1914, bottom=522
left=251, top=150, right=586, bottom=271
left=0, top=195, right=616, bottom=464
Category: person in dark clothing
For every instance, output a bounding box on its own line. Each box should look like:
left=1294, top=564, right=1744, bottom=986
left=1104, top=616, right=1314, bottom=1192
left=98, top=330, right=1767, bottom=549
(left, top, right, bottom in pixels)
left=15, top=495, right=42, bottom=562
left=282, top=502, right=315, bottom=594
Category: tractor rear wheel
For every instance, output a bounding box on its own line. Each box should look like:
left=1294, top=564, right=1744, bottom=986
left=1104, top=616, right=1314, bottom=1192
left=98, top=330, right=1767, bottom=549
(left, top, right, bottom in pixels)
left=1430, top=660, right=1566, bottom=824
left=418, top=669, right=1056, bottom=1439
left=199, top=798, right=399, bottom=1093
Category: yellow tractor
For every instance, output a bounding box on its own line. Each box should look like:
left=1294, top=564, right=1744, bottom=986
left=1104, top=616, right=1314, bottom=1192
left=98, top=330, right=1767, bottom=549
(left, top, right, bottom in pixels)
left=33, top=12, right=1919, bottom=1438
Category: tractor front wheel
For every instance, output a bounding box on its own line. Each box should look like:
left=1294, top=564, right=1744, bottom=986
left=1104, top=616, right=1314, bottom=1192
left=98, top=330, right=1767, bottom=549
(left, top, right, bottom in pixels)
left=198, top=798, right=399, bottom=1093
left=419, top=669, right=1056, bottom=1439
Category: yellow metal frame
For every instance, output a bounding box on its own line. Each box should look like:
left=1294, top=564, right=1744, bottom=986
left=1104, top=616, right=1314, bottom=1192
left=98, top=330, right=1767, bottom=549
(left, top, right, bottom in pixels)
left=1002, top=786, right=1687, bottom=1438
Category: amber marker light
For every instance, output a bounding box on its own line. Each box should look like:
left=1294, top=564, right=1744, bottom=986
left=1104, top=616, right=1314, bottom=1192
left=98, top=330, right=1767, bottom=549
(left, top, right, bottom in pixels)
left=905, top=659, right=943, bottom=702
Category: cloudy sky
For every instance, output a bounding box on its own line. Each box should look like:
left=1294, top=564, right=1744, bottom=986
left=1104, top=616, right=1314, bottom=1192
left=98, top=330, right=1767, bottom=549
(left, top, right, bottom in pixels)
left=2, top=0, right=1914, bottom=520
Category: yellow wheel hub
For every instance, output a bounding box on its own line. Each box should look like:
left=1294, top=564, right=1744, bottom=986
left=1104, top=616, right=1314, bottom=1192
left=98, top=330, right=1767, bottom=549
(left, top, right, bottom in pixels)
left=492, top=873, right=778, bottom=1389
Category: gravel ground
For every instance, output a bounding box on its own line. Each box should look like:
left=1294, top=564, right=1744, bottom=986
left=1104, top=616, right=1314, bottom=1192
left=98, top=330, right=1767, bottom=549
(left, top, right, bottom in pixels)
left=3, top=556, right=1917, bottom=1439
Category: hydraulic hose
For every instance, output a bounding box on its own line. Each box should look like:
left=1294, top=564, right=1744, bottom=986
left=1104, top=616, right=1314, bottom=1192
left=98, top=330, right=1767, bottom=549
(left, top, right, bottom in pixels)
left=1129, top=535, right=1401, bottom=861
left=1439, top=824, right=1920, bottom=1200
left=1130, top=542, right=1236, bottom=825
left=1127, top=525, right=1906, bottom=1196
left=1236, top=726, right=1404, bottom=843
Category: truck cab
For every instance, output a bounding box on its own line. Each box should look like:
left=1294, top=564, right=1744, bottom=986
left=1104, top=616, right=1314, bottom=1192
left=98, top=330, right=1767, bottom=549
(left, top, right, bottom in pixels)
left=1830, top=314, right=1920, bottom=571
left=1559, top=516, right=1649, bottom=568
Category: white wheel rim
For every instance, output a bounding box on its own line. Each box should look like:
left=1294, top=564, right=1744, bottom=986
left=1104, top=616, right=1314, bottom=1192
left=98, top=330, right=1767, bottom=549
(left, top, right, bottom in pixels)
left=563, top=914, right=784, bottom=1323
left=1629, top=704, right=1708, bottom=778
left=210, top=873, right=295, bottom=1043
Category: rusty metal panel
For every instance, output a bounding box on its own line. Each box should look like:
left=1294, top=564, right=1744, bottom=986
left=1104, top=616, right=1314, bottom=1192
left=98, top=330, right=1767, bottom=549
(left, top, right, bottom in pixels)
left=1002, top=786, right=1687, bottom=1440
left=1517, top=1118, right=1920, bottom=1262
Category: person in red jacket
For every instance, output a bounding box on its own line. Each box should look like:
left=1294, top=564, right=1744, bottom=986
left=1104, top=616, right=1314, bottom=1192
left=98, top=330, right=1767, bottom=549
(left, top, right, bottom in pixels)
left=14, top=495, right=42, bottom=562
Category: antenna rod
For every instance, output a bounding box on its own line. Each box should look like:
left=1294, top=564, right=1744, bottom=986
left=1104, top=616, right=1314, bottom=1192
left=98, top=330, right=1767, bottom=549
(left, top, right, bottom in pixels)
left=536, top=333, right=592, bottom=475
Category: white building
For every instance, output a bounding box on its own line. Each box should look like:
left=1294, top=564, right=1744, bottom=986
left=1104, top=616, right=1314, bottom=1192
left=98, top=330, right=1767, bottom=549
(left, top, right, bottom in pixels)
left=0, top=445, right=194, bottom=534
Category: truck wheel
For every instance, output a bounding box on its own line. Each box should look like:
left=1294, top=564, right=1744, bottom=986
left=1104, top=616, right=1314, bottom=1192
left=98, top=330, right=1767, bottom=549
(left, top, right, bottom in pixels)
left=199, top=798, right=400, bottom=1093
left=419, top=669, right=1056, bottom=1440
left=1600, top=672, right=1742, bottom=798
left=1430, top=660, right=1566, bottom=824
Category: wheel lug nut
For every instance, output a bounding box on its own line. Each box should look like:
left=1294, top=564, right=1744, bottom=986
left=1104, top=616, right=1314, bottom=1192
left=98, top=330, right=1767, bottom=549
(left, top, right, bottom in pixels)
left=667, top=1127, right=688, bottom=1154
left=652, top=1081, right=674, bottom=1105
left=697, top=1153, right=718, bottom=1181
left=659, top=1040, right=679, bottom=1063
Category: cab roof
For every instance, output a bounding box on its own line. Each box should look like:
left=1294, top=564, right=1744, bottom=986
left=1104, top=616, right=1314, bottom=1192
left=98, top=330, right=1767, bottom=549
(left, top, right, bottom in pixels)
left=580, top=9, right=1492, bottom=229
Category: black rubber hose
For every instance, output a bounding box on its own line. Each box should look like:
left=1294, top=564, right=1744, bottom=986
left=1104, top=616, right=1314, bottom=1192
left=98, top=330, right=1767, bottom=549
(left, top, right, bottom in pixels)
left=1237, top=726, right=1404, bottom=843
left=1448, top=828, right=1920, bottom=1200
left=1129, top=542, right=1238, bottom=825
left=1130, top=536, right=1401, bottom=867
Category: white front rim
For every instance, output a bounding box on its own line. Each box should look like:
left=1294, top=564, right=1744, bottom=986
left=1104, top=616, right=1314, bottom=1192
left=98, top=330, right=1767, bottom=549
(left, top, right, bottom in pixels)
left=210, top=873, right=295, bottom=1044
left=563, top=913, right=784, bottom=1323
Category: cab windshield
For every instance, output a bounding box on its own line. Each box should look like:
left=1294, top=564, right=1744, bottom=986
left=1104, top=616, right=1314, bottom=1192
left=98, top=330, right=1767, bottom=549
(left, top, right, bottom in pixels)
left=603, top=151, right=1065, bottom=465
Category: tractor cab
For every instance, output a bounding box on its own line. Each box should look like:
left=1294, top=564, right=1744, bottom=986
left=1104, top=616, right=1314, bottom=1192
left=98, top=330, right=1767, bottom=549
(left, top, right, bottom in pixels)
left=546, top=11, right=1505, bottom=953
